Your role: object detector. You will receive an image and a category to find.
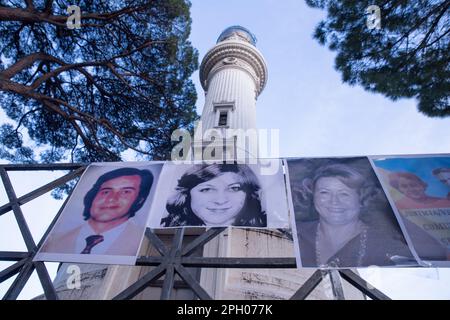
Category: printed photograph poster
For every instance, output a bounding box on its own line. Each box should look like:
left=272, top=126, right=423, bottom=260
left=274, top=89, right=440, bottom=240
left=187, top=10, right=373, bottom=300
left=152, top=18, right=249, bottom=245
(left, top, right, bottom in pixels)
left=34, top=162, right=163, bottom=265
left=286, top=157, right=415, bottom=269
left=371, top=155, right=450, bottom=266
left=147, top=160, right=290, bottom=228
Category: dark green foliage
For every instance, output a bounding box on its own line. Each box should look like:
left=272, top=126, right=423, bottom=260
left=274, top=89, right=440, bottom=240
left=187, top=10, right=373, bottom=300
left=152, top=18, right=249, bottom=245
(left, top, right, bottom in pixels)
left=0, top=0, right=199, bottom=163
left=306, top=0, right=449, bottom=117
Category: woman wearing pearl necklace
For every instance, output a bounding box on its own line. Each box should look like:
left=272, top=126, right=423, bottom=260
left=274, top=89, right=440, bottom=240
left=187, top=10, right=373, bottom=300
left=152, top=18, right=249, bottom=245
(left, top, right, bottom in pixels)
left=291, top=160, right=413, bottom=268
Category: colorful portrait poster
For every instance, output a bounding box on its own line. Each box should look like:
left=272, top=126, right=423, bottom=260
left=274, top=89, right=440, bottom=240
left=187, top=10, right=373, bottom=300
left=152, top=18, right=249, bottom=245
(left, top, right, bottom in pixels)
left=34, top=162, right=163, bottom=265
left=147, top=160, right=290, bottom=228
left=286, top=157, right=414, bottom=269
left=371, top=155, right=450, bottom=266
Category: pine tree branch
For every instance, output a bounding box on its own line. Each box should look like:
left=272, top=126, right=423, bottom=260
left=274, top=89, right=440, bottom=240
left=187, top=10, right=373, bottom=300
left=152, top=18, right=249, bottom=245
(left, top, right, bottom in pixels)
left=43, top=0, right=53, bottom=14
left=24, top=0, right=34, bottom=10
left=30, top=61, right=109, bottom=89
left=0, top=4, right=150, bottom=27
left=394, top=2, right=450, bottom=71
left=0, top=77, right=154, bottom=157
left=12, top=107, right=41, bottom=133
left=0, top=52, right=63, bottom=80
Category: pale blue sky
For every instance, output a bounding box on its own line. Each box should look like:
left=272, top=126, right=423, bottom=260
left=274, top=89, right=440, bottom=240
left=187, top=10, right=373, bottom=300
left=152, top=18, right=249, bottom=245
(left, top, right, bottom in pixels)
left=0, top=0, right=449, bottom=299
left=189, top=0, right=450, bottom=299
left=190, top=0, right=450, bottom=158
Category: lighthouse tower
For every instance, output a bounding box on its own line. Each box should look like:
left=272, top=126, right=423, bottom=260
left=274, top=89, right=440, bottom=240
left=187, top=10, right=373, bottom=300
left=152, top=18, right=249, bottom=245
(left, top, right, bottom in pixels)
left=199, top=26, right=267, bottom=132
left=196, top=26, right=363, bottom=300
left=46, top=26, right=362, bottom=301
left=189, top=26, right=268, bottom=163
left=194, top=26, right=296, bottom=299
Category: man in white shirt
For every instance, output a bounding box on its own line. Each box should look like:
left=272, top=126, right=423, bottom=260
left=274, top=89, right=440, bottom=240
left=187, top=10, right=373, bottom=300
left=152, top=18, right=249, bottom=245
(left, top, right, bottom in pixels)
left=42, top=167, right=154, bottom=256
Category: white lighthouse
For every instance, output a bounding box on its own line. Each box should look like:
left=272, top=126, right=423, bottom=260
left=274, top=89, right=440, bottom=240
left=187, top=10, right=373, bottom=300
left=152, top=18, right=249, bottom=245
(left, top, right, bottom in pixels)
left=199, top=26, right=267, bottom=132
left=46, top=26, right=363, bottom=301
left=196, top=26, right=364, bottom=300
left=195, top=27, right=292, bottom=299
left=188, top=26, right=268, bottom=164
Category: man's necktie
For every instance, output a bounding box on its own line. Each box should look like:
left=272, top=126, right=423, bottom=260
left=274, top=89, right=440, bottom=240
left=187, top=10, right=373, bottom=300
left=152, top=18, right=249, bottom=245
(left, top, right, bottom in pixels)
left=81, top=235, right=104, bottom=254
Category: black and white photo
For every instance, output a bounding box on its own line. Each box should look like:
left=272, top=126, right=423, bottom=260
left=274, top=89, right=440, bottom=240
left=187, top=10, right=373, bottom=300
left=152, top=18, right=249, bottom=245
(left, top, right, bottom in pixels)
left=286, top=157, right=413, bottom=268
left=148, top=160, right=289, bottom=228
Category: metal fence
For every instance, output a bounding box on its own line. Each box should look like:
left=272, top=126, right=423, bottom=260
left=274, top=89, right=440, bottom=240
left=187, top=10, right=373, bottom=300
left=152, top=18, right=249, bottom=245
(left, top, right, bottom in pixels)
left=0, top=163, right=390, bottom=300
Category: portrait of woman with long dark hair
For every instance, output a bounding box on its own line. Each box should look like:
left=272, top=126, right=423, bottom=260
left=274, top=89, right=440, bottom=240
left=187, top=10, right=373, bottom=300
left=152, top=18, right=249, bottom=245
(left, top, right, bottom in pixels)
left=160, top=163, right=266, bottom=227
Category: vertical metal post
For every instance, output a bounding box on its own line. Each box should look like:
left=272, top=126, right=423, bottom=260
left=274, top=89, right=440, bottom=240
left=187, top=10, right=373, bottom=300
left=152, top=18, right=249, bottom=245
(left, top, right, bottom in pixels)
left=33, top=261, right=58, bottom=300
left=0, top=168, right=37, bottom=251
left=290, top=269, right=324, bottom=300
left=2, top=261, right=34, bottom=300
left=329, top=269, right=345, bottom=300
left=0, top=259, right=28, bottom=284
left=160, top=228, right=185, bottom=300
left=339, top=269, right=391, bottom=300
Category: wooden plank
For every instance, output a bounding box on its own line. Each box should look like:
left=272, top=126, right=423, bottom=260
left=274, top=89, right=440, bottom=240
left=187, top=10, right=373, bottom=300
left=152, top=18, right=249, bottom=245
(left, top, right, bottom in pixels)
left=34, top=261, right=58, bottom=300
left=160, top=264, right=175, bottom=300
left=0, top=168, right=36, bottom=251
left=2, top=260, right=34, bottom=300
left=181, top=227, right=226, bottom=256
left=0, top=167, right=85, bottom=217
left=0, top=251, right=29, bottom=262
left=160, top=229, right=185, bottom=300
left=329, top=269, right=345, bottom=300
left=290, top=269, right=324, bottom=300
left=0, top=259, right=27, bottom=283
left=181, top=257, right=297, bottom=268
left=135, top=256, right=164, bottom=266
left=145, top=229, right=168, bottom=256
left=339, top=269, right=391, bottom=300
left=1, top=163, right=87, bottom=171
left=171, top=228, right=185, bottom=258
left=112, top=263, right=167, bottom=300
left=175, top=264, right=212, bottom=300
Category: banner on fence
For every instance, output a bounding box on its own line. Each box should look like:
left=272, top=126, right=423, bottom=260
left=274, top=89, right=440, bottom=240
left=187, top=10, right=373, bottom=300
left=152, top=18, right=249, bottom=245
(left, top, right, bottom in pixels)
left=34, top=162, right=163, bottom=265
left=33, top=154, right=450, bottom=268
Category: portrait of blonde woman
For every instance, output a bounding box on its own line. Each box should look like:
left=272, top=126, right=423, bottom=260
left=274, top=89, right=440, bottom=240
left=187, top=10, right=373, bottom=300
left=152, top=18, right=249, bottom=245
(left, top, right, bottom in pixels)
left=288, top=158, right=413, bottom=268
left=387, top=170, right=449, bottom=261
left=388, top=172, right=450, bottom=210
left=373, top=156, right=450, bottom=264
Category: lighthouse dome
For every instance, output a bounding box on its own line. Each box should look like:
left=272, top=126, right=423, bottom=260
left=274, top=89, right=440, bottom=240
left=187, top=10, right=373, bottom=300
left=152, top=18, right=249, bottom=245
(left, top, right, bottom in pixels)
left=217, top=26, right=257, bottom=46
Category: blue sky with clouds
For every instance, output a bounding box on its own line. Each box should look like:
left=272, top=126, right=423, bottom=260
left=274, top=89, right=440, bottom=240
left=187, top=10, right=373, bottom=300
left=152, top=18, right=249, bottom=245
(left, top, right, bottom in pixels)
left=0, top=0, right=449, bottom=299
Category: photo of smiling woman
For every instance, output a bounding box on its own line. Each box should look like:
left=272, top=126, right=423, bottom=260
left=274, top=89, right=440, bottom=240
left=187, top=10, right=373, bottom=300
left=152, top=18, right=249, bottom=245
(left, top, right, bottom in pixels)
left=373, top=156, right=450, bottom=265
left=287, top=157, right=413, bottom=268
left=160, top=163, right=266, bottom=227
